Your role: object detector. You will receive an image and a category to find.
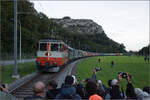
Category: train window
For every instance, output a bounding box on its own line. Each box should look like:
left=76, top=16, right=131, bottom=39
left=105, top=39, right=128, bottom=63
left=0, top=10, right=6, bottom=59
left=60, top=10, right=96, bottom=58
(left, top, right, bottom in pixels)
left=60, top=44, right=65, bottom=51
left=62, top=44, right=68, bottom=51
left=40, top=43, right=47, bottom=51
left=59, top=44, right=62, bottom=51
left=62, top=44, right=66, bottom=51
left=51, top=44, right=58, bottom=51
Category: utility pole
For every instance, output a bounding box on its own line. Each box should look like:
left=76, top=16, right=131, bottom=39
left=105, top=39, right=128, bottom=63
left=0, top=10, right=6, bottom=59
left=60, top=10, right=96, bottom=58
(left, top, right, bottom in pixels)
left=79, top=41, right=80, bottom=49
left=51, top=29, right=54, bottom=39
left=12, top=0, right=19, bottom=79
left=10, top=19, right=22, bottom=62
left=19, top=21, right=21, bottom=62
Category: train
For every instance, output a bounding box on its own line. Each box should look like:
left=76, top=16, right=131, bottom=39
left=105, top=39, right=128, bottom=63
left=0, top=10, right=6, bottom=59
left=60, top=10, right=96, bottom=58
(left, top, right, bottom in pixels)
left=35, top=39, right=125, bottom=72
left=35, top=39, right=96, bottom=72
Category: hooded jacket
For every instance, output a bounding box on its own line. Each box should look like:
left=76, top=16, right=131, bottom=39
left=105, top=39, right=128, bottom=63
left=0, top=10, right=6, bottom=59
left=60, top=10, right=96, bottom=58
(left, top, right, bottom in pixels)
left=55, top=84, right=81, bottom=99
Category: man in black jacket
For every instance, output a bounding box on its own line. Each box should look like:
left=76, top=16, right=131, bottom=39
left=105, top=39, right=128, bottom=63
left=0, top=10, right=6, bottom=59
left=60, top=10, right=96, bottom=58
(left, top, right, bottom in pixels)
left=126, top=73, right=137, bottom=99
left=46, top=80, right=60, bottom=99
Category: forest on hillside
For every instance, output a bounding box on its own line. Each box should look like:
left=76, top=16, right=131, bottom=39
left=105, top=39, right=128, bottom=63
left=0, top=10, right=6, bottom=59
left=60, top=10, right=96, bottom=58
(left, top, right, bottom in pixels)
left=138, top=45, right=149, bottom=56
left=1, top=0, right=127, bottom=59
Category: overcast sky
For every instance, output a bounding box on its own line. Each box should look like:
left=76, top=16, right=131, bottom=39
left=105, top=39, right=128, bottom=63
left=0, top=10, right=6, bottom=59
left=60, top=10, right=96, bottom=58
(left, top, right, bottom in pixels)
left=31, top=0, right=149, bottom=51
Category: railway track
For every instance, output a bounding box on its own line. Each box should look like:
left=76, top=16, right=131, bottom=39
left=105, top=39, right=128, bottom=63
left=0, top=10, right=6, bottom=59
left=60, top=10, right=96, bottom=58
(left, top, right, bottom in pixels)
left=9, top=59, right=82, bottom=99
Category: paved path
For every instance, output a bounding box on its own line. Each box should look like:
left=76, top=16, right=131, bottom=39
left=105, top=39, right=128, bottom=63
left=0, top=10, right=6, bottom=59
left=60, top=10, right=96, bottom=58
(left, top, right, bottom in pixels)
left=0, top=59, right=35, bottom=66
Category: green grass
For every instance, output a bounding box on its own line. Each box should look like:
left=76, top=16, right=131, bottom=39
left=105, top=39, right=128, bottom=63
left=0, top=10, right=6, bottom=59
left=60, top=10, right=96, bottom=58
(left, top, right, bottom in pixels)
left=76, top=56, right=149, bottom=89
left=0, top=62, right=36, bottom=83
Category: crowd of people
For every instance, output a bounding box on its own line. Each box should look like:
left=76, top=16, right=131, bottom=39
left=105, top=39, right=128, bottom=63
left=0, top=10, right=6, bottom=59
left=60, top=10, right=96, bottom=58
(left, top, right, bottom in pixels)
left=1, top=68, right=150, bottom=100
left=23, top=68, right=150, bottom=100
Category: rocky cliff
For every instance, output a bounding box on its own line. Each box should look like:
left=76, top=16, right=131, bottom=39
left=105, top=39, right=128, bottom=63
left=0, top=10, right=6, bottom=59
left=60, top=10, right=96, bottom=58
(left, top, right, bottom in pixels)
left=51, top=17, right=104, bottom=35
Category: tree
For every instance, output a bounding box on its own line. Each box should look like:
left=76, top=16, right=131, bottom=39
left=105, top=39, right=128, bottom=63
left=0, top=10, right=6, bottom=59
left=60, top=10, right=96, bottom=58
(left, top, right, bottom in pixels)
left=138, top=44, right=150, bottom=56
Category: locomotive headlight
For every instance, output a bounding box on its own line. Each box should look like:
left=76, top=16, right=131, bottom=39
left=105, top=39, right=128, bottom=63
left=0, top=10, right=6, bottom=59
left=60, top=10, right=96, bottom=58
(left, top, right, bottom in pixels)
left=36, top=61, right=41, bottom=66
left=46, top=62, right=50, bottom=65
left=53, top=62, right=57, bottom=66
left=37, top=61, right=40, bottom=64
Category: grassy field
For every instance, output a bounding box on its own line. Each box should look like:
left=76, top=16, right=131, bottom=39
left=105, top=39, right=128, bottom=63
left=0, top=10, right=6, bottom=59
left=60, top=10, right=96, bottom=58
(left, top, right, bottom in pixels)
left=0, top=62, right=36, bottom=83
left=76, top=56, right=149, bottom=89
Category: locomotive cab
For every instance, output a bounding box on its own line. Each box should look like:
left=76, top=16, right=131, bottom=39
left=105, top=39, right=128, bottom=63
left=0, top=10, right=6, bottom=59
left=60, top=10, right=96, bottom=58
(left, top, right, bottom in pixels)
left=36, top=40, right=69, bottom=72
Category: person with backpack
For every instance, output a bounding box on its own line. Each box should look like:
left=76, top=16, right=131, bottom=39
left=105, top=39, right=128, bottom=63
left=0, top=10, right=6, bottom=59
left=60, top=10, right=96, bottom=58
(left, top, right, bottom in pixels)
left=55, top=75, right=81, bottom=99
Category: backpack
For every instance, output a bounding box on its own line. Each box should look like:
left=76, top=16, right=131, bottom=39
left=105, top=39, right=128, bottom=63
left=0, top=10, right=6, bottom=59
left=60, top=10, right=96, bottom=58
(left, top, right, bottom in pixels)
left=61, top=93, right=75, bottom=99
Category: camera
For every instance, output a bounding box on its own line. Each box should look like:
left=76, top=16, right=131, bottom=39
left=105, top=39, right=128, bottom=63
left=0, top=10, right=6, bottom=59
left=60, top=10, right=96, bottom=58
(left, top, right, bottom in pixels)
left=0, top=84, right=5, bottom=91
left=0, top=84, right=5, bottom=88
left=95, top=67, right=102, bottom=72
left=82, top=78, right=90, bottom=83
left=118, top=72, right=128, bottom=78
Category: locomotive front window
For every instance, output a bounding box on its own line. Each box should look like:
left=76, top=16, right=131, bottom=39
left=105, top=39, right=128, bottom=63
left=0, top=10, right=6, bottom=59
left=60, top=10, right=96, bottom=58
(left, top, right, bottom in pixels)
left=51, top=44, right=58, bottom=51
left=40, top=43, right=47, bottom=51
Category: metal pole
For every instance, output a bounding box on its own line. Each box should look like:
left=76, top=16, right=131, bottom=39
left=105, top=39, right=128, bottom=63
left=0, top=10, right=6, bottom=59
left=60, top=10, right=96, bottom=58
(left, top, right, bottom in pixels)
left=79, top=41, right=80, bottom=49
left=20, top=22, right=21, bottom=62
left=12, top=0, right=19, bottom=79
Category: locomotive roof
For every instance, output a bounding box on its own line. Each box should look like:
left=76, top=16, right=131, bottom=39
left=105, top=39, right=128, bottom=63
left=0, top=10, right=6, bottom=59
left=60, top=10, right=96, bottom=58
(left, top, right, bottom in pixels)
left=39, top=39, right=75, bottom=50
left=39, top=39, right=63, bottom=43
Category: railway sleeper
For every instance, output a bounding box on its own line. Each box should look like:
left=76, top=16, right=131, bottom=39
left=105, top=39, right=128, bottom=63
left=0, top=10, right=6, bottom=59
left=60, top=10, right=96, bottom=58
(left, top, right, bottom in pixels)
left=15, top=90, right=33, bottom=92
left=14, top=91, right=33, bottom=94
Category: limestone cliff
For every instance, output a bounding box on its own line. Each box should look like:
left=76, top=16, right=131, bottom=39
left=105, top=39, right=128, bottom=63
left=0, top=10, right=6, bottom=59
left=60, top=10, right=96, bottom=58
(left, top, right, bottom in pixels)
left=51, top=17, right=104, bottom=35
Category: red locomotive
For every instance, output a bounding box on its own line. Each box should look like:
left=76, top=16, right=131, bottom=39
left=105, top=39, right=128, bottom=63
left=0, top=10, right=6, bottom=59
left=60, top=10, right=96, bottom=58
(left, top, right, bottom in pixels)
left=36, top=40, right=70, bottom=72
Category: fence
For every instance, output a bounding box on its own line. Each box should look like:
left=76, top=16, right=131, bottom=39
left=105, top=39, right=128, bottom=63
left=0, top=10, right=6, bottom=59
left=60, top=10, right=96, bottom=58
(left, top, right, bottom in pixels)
left=0, top=53, right=36, bottom=61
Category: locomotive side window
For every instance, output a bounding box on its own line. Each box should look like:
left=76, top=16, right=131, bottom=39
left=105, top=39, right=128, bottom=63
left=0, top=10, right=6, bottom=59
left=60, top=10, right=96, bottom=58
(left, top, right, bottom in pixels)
left=40, top=43, right=47, bottom=51
left=62, top=44, right=67, bottom=51
left=51, top=44, right=58, bottom=51
left=59, top=44, right=62, bottom=51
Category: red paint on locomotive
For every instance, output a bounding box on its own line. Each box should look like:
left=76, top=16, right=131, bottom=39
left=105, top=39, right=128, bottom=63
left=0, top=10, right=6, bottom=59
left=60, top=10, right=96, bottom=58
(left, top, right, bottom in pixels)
left=36, top=57, right=68, bottom=66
